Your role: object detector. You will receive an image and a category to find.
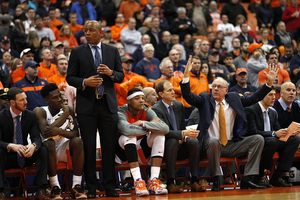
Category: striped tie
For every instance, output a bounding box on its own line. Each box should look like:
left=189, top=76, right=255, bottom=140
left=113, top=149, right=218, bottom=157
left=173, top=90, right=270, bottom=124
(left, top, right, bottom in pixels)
left=93, top=45, right=105, bottom=96
left=15, top=115, right=25, bottom=168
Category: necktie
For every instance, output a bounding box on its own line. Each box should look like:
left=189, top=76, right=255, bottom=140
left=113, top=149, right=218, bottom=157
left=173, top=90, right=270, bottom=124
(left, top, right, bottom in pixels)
left=287, top=106, right=291, bottom=112
left=264, top=110, right=271, bottom=131
left=169, top=105, right=177, bottom=131
left=93, top=45, right=105, bottom=96
left=15, top=115, right=25, bottom=168
left=219, top=102, right=228, bottom=146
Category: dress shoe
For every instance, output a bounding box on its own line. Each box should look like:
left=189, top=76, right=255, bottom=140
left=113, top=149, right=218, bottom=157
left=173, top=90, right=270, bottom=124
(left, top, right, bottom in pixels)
left=257, top=177, right=273, bottom=188
left=87, top=189, right=96, bottom=198
left=166, top=183, right=183, bottom=193
left=35, top=189, right=50, bottom=200
left=105, top=188, right=119, bottom=197
left=198, top=179, right=209, bottom=186
left=191, top=182, right=206, bottom=192
left=241, top=178, right=266, bottom=189
left=0, top=192, right=6, bottom=200
left=269, top=177, right=292, bottom=187
left=211, top=176, right=222, bottom=191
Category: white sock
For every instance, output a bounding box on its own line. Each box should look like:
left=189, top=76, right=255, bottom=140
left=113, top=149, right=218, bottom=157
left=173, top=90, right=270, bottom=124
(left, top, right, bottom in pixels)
left=130, top=167, right=142, bottom=181
left=150, top=166, right=160, bottom=180
left=49, top=175, right=61, bottom=189
left=72, top=175, right=82, bottom=188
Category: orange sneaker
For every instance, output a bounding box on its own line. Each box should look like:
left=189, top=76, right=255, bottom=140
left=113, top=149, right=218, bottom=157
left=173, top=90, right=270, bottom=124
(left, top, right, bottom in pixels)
left=147, top=178, right=168, bottom=195
left=134, top=179, right=149, bottom=197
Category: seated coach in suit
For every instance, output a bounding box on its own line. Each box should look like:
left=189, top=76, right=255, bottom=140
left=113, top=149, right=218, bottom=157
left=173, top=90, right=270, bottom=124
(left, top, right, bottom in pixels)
left=245, top=88, right=299, bottom=188
left=152, top=80, right=206, bottom=193
left=0, top=87, right=49, bottom=200
left=180, top=55, right=279, bottom=191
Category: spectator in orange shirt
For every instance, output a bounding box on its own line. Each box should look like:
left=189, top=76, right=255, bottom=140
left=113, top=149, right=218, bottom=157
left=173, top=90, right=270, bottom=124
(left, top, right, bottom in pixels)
left=140, top=0, right=161, bottom=7
left=258, top=52, right=290, bottom=99
left=49, top=7, right=64, bottom=29
left=10, top=48, right=46, bottom=84
left=68, top=12, right=83, bottom=35
left=57, top=25, right=79, bottom=49
left=111, top=13, right=128, bottom=42
left=119, top=0, right=141, bottom=22
left=43, top=14, right=60, bottom=40
left=38, top=47, right=57, bottom=79
left=48, top=54, right=68, bottom=91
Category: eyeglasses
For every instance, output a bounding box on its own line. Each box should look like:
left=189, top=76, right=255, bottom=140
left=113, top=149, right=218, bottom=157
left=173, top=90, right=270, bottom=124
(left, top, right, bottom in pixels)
left=211, top=84, right=227, bottom=89
left=145, top=50, right=154, bottom=53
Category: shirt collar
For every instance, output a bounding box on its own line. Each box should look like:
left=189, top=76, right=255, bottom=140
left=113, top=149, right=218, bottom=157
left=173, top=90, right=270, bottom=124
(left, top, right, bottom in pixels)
left=278, top=98, right=292, bottom=110
left=162, top=100, right=173, bottom=109
left=215, top=99, right=226, bottom=107
left=258, top=101, right=268, bottom=113
left=10, top=107, right=22, bottom=119
left=88, top=41, right=102, bottom=50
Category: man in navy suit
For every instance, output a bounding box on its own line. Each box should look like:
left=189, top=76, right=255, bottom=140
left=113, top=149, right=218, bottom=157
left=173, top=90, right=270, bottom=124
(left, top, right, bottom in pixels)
left=66, top=20, right=124, bottom=198
left=180, top=56, right=278, bottom=191
left=245, top=89, right=299, bottom=188
left=0, top=87, right=49, bottom=200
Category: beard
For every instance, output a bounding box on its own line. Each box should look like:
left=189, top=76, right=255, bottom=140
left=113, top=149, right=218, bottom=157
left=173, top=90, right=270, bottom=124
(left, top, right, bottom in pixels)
left=15, top=102, right=26, bottom=112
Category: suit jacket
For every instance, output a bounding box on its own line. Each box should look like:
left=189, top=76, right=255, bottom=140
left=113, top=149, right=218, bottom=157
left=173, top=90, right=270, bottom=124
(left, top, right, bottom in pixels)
left=66, top=42, right=124, bottom=114
left=152, top=100, right=186, bottom=140
left=245, top=103, right=281, bottom=137
left=180, top=81, right=272, bottom=145
left=0, top=108, right=42, bottom=151
left=236, top=33, right=254, bottom=44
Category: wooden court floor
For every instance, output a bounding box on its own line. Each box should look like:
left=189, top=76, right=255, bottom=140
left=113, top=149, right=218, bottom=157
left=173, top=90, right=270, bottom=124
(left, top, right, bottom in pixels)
left=85, top=186, right=300, bottom=200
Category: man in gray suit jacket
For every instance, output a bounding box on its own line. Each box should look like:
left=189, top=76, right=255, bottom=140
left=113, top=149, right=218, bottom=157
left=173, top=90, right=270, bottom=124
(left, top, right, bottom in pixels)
left=152, top=80, right=206, bottom=193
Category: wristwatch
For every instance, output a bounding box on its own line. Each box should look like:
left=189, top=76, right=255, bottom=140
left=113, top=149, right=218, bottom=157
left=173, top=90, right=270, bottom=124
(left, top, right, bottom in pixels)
left=32, top=143, right=38, bottom=151
left=272, top=131, right=276, bottom=137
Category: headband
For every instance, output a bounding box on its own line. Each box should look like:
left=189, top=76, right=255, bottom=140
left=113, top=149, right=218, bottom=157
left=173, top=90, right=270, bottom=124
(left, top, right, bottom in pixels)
left=127, top=91, right=144, bottom=100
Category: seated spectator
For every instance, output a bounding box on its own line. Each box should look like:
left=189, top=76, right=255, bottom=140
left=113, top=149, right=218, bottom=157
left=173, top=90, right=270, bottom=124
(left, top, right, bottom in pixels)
left=115, top=88, right=168, bottom=197
left=49, top=7, right=64, bottom=28
left=211, top=38, right=227, bottom=58
left=172, top=44, right=187, bottom=66
left=57, top=25, right=79, bottom=49
left=134, top=44, right=160, bottom=83
left=42, top=14, right=60, bottom=40
left=68, top=12, right=83, bottom=35
left=37, top=0, right=52, bottom=17
left=119, top=0, right=141, bottom=22
left=274, top=21, right=292, bottom=47
left=35, top=36, right=51, bottom=63
left=133, top=11, right=144, bottom=30
left=38, top=47, right=57, bottom=79
left=155, top=31, right=173, bottom=62
left=246, top=43, right=268, bottom=87
left=152, top=80, right=206, bottom=193
left=229, top=68, right=258, bottom=95
left=62, top=41, right=71, bottom=60
left=100, top=28, right=115, bottom=45
left=236, top=22, right=255, bottom=45
left=208, top=49, right=231, bottom=81
left=270, top=47, right=285, bottom=70
left=229, top=38, right=241, bottom=59
left=137, top=17, right=152, bottom=35
left=10, top=58, right=23, bottom=72
left=279, top=43, right=294, bottom=72
left=35, top=83, right=87, bottom=199
left=111, top=13, right=128, bottom=42
left=295, top=80, right=300, bottom=101
left=233, top=41, right=250, bottom=69
left=168, top=49, right=185, bottom=79
left=55, top=8, right=68, bottom=25
left=140, top=0, right=161, bottom=8
left=0, top=87, right=49, bottom=200
left=48, top=55, right=68, bottom=91
left=11, top=48, right=45, bottom=84
left=2, top=51, right=11, bottom=73
left=146, top=17, right=162, bottom=50
left=133, top=34, right=151, bottom=67
left=200, top=61, right=215, bottom=89
left=245, top=88, right=299, bottom=188
left=30, top=15, right=56, bottom=41
left=259, top=28, right=276, bottom=46
left=181, top=34, right=193, bottom=59
left=142, top=87, right=158, bottom=108
left=69, top=0, right=97, bottom=25
left=223, top=53, right=236, bottom=76
left=232, top=14, right=251, bottom=38
left=281, top=0, right=300, bottom=39
left=150, top=5, right=169, bottom=31
left=198, top=40, right=210, bottom=61
left=210, top=1, right=221, bottom=26
left=170, top=7, right=198, bottom=42
left=256, top=0, right=274, bottom=29
left=289, top=41, right=300, bottom=83
left=114, top=42, right=130, bottom=58
left=221, top=0, right=247, bottom=25
left=217, top=14, right=234, bottom=46
left=121, top=18, right=142, bottom=56
left=12, top=60, right=49, bottom=110
left=27, top=31, right=41, bottom=58
left=51, top=41, right=64, bottom=65
left=13, top=5, right=27, bottom=22
left=0, top=36, right=19, bottom=60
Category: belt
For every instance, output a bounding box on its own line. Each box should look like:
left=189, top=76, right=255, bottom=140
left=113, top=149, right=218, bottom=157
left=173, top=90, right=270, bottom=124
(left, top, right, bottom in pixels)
left=96, top=93, right=106, bottom=99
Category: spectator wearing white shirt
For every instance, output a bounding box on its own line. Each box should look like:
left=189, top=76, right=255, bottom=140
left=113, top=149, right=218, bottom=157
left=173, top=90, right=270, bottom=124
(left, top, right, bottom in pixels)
left=121, top=17, right=142, bottom=56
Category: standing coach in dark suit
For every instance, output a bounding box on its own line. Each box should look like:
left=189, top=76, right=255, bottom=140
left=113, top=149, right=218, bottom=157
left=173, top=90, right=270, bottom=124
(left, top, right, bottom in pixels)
left=152, top=80, right=206, bottom=193
left=0, top=87, right=49, bottom=200
left=180, top=55, right=278, bottom=191
left=66, top=20, right=124, bottom=198
left=245, top=89, right=299, bottom=188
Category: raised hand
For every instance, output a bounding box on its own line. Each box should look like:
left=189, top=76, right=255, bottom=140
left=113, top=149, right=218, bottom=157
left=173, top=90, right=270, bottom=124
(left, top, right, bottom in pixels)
left=183, top=55, right=193, bottom=78
left=264, top=63, right=279, bottom=86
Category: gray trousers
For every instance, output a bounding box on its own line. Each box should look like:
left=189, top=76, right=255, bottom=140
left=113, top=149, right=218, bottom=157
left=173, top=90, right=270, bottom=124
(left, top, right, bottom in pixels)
left=203, top=135, right=264, bottom=176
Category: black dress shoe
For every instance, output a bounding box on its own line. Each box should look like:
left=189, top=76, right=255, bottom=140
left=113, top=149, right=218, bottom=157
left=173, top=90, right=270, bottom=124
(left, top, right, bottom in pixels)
left=241, top=179, right=266, bottom=189
left=87, top=189, right=96, bottom=198
left=269, top=177, right=292, bottom=187
left=105, top=189, right=119, bottom=197
left=211, top=176, right=221, bottom=191
left=257, top=177, right=273, bottom=188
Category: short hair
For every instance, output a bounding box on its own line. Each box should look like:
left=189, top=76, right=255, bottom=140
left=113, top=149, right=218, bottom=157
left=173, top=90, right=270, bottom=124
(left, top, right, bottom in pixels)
left=27, top=7, right=35, bottom=12
left=40, top=83, right=59, bottom=99
left=156, top=80, right=169, bottom=98
left=35, top=14, right=42, bottom=21
left=281, top=81, right=295, bottom=91
left=223, top=53, right=233, bottom=59
left=213, top=77, right=229, bottom=88
left=151, top=16, right=159, bottom=22
left=192, top=55, right=201, bottom=60
left=266, top=52, right=277, bottom=60
left=7, top=87, right=24, bottom=101
left=42, top=14, right=50, bottom=19
left=69, top=12, right=77, bottom=17
left=296, top=79, right=300, bottom=89
left=127, top=88, right=143, bottom=97
left=284, top=43, right=294, bottom=49
left=240, top=22, right=248, bottom=28
left=177, top=7, right=186, bottom=13
left=159, top=59, right=172, bottom=70
left=48, top=7, right=56, bottom=13
left=40, top=47, right=51, bottom=57
left=127, top=17, right=135, bottom=23
left=142, top=43, right=154, bottom=53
